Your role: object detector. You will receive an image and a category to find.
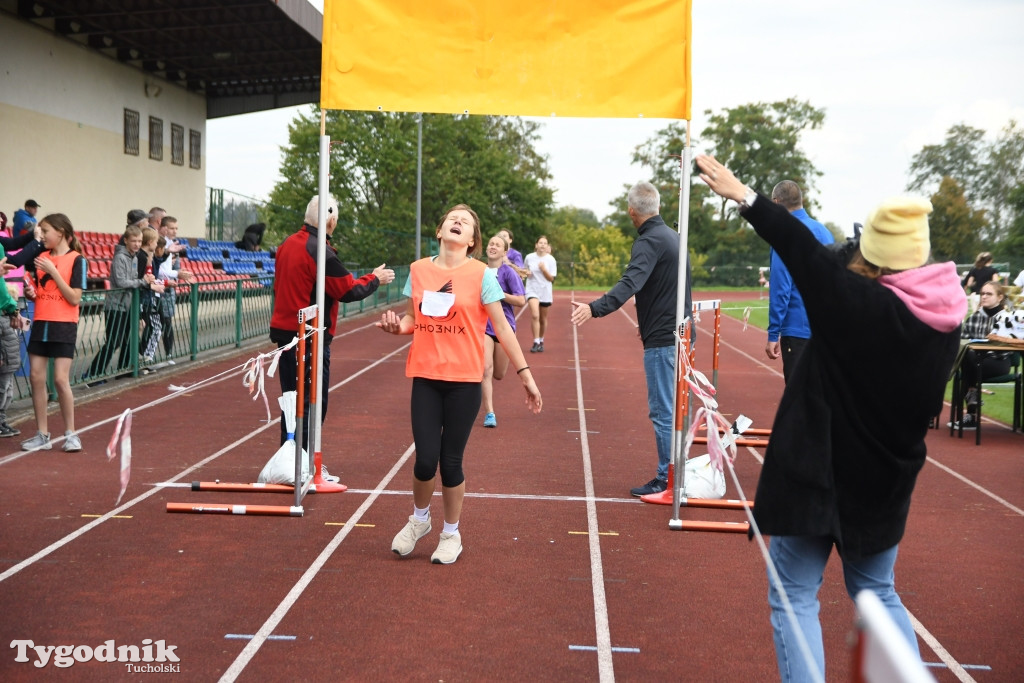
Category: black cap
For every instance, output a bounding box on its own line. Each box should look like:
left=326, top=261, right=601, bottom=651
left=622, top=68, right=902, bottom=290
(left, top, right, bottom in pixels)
left=25, top=199, right=40, bottom=208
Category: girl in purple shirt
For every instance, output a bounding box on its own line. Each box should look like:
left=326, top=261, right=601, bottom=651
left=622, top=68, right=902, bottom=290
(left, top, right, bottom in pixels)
left=482, top=234, right=525, bottom=427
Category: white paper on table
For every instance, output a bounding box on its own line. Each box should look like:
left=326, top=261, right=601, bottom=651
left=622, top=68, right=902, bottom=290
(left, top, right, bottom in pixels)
left=421, top=290, right=455, bottom=317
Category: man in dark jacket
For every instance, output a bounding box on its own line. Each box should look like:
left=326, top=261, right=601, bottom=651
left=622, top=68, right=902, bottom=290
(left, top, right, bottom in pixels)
left=570, top=180, right=691, bottom=497
left=270, top=194, right=395, bottom=480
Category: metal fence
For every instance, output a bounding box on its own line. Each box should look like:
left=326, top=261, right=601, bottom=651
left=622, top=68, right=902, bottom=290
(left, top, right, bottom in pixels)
left=10, top=269, right=408, bottom=402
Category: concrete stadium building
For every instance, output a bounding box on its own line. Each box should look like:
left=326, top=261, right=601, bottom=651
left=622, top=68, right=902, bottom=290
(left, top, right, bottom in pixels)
left=0, top=0, right=321, bottom=238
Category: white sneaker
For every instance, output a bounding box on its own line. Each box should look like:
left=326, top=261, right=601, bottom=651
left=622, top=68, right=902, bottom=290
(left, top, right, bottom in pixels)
left=21, top=431, right=51, bottom=451
left=63, top=431, right=82, bottom=452
left=320, top=464, right=340, bottom=483
left=431, top=531, right=463, bottom=564
left=392, top=515, right=432, bottom=556
left=166, top=359, right=175, bottom=365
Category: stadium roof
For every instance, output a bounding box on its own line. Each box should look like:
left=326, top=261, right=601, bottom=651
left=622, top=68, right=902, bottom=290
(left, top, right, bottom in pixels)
left=4, top=0, right=322, bottom=118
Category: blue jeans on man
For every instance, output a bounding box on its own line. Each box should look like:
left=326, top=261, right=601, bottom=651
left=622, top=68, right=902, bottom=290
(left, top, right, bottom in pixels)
left=643, top=344, right=675, bottom=482
left=767, top=535, right=920, bottom=682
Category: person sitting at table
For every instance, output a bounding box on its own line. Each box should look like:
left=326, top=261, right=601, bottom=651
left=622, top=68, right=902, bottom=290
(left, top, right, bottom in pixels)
left=953, top=281, right=1013, bottom=429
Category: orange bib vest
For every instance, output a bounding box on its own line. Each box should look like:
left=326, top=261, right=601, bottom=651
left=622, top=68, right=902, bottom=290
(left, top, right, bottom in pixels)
left=34, top=251, right=83, bottom=323
left=406, top=257, right=489, bottom=382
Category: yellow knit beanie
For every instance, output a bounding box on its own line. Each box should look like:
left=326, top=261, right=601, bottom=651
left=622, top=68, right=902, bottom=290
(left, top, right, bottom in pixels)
left=861, top=196, right=932, bottom=270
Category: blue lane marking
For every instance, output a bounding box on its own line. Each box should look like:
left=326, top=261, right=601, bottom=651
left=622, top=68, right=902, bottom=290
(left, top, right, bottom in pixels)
left=569, top=645, right=640, bottom=654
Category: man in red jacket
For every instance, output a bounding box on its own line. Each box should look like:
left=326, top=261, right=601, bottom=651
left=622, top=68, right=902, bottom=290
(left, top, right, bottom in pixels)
left=270, top=194, right=395, bottom=480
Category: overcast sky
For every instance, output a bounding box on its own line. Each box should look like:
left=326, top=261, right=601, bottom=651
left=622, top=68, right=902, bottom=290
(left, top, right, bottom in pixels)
left=207, top=0, right=1024, bottom=235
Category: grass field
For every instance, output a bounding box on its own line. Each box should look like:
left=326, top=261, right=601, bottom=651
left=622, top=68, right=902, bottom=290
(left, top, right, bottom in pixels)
left=724, top=299, right=1019, bottom=427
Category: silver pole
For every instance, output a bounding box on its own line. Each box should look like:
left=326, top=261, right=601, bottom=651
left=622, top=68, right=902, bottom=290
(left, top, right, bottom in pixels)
left=669, top=142, right=693, bottom=529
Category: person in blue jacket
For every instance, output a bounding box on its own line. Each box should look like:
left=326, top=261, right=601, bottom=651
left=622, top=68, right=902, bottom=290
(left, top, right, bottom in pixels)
left=765, top=181, right=834, bottom=382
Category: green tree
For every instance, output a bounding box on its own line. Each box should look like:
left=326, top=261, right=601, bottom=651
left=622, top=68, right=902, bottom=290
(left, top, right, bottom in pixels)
left=907, top=120, right=1024, bottom=242
left=908, top=124, right=986, bottom=201
left=266, top=109, right=553, bottom=267
left=928, top=176, right=987, bottom=263
left=605, top=100, right=825, bottom=285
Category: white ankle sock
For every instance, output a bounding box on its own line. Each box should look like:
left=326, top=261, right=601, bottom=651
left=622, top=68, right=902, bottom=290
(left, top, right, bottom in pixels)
left=413, top=505, right=430, bottom=522
left=534, top=338, right=541, bottom=345
left=443, top=521, right=459, bottom=535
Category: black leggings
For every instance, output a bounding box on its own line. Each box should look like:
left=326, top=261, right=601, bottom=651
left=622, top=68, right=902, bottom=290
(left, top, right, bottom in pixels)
left=410, top=378, right=481, bottom=488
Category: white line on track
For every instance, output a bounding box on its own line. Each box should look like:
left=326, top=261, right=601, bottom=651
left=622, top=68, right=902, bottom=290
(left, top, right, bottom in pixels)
left=573, top=294, right=615, bottom=683
left=218, top=441, right=417, bottom=683
left=0, top=341, right=410, bottom=585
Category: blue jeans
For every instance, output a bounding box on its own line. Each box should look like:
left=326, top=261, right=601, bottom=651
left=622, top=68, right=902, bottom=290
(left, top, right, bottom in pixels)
left=643, top=345, right=675, bottom=480
left=767, top=536, right=920, bottom=682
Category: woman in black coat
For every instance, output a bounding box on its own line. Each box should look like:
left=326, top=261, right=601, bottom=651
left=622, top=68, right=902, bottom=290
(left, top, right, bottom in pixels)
left=697, top=155, right=967, bottom=682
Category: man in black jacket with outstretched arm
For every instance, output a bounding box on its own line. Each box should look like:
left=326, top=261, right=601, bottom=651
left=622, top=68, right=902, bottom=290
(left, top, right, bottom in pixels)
left=570, top=180, right=691, bottom=497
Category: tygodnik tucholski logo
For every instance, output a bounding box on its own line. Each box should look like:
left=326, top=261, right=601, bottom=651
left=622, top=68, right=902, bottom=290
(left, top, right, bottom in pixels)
left=10, top=638, right=180, bottom=671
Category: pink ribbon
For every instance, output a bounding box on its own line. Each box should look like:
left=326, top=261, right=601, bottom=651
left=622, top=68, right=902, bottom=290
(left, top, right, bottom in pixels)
left=106, top=409, right=133, bottom=506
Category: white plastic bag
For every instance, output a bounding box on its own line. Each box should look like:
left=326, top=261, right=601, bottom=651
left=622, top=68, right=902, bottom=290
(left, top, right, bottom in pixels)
left=257, top=392, right=309, bottom=485
left=682, top=454, right=726, bottom=499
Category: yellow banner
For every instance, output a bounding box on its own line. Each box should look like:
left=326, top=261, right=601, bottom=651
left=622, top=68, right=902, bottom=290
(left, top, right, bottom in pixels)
left=321, top=0, right=691, bottom=120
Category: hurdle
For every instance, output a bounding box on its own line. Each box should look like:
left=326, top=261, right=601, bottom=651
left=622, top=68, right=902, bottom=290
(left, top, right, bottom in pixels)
left=639, top=144, right=758, bottom=535
left=166, top=305, right=341, bottom=517
left=642, top=306, right=755, bottom=525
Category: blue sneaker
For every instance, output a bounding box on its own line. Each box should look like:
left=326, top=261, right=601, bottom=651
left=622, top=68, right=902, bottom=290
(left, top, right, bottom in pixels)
left=483, top=412, right=497, bottom=428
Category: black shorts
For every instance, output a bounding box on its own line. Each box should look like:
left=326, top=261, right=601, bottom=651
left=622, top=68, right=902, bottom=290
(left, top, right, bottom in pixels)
left=28, top=321, right=79, bottom=359
left=28, top=340, right=76, bottom=359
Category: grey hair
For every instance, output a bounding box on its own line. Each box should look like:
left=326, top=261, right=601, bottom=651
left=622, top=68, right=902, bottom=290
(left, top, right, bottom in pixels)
left=627, top=181, right=660, bottom=217
left=771, top=180, right=803, bottom=210
left=304, top=195, right=339, bottom=227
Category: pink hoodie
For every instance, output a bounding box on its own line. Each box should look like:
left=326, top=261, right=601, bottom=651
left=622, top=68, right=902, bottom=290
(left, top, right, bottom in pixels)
left=879, top=261, right=967, bottom=333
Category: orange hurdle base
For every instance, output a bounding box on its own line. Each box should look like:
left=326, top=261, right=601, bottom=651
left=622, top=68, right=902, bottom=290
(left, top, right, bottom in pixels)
left=166, top=502, right=303, bottom=516
left=692, top=435, right=769, bottom=448
left=641, top=464, right=753, bottom=509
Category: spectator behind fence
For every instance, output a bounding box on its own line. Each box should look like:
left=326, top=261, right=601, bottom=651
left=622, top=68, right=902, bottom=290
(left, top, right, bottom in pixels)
left=148, top=207, right=166, bottom=233
left=152, top=223, right=193, bottom=361
left=12, top=199, right=40, bottom=238
left=21, top=214, right=87, bottom=452
left=765, top=180, right=835, bottom=382
left=137, top=228, right=166, bottom=367
left=0, top=282, right=26, bottom=438
left=269, top=194, right=395, bottom=482
left=0, top=210, right=46, bottom=299
left=697, top=154, right=966, bottom=683
left=83, top=222, right=159, bottom=386
left=236, top=223, right=266, bottom=251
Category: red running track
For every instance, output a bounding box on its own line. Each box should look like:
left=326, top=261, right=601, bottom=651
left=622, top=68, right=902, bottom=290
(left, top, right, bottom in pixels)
left=0, top=290, right=1020, bottom=681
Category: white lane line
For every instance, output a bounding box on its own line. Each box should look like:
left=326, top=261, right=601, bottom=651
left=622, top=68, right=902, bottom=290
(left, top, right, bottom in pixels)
left=569, top=645, right=640, bottom=654
left=925, top=456, right=1024, bottom=517
left=907, top=611, right=978, bottom=683
left=0, top=343, right=410, bottom=583
left=0, top=421, right=277, bottom=584
left=218, top=442, right=416, bottom=683
left=0, top=367, right=244, bottom=467
left=572, top=301, right=615, bottom=683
